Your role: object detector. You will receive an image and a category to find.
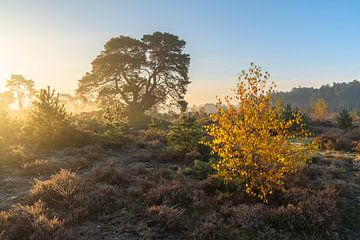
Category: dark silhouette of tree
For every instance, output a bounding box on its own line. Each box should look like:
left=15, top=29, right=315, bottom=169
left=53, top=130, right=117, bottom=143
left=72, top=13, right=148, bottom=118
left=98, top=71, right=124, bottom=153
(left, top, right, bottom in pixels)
left=6, top=75, right=35, bottom=110
left=77, top=32, right=190, bottom=122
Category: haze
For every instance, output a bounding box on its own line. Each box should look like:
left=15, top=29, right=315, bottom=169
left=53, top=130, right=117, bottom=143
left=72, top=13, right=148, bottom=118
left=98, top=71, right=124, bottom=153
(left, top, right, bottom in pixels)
left=1, top=0, right=360, bottom=104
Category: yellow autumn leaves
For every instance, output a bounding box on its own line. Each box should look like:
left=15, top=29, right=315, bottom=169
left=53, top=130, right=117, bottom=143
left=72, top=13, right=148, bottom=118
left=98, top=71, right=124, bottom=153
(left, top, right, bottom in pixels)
left=203, top=63, right=317, bottom=202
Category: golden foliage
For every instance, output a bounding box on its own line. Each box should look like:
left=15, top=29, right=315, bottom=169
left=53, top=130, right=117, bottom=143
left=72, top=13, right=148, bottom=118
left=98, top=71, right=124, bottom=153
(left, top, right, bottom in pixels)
left=311, top=98, right=328, bottom=120
left=203, top=63, right=317, bottom=202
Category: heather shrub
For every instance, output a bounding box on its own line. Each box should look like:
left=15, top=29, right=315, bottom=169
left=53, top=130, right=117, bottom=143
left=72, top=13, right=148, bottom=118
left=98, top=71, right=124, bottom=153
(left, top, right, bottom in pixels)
left=0, top=200, right=63, bottom=240
left=313, top=134, right=335, bottom=150
left=146, top=180, right=193, bottom=207
left=90, top=160, right=126, bottom=185
left=334, top=135, right=353, bottom=151
left=63, top=157, right=90, bottom=171
left=137, top=128, right=168, bottom=143
left=156, top=149, right=184, bottom=162
left=30, top=169, right=80, bottom=206
left=193, top=211, right=254, bottom=240
left=2, top=145, right=35, bottom=166
left=68, top=184, right=120, bottom=222
left=182, top=160, right=214, bottom=180
left=147, top=204, right=185, bottom=230
left=21, top=159, right=51, bottom=175
left=270, top=187, right=339, bottom=236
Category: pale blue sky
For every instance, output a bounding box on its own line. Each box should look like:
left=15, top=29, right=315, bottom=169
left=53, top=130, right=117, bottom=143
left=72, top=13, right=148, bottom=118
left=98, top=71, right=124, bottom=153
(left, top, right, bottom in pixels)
left=1, top=0, right=360, bottom=104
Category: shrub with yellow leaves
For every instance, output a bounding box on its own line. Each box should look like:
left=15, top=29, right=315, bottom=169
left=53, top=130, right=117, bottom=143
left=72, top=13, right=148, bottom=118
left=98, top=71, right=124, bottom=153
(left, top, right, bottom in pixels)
left=203, top=63, right=317, bottom=202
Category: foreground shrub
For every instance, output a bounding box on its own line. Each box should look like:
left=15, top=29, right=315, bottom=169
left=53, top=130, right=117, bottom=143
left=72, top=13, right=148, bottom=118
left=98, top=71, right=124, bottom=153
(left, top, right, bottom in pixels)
left=146, top=180, right=193, bottom=207
left=193, top=185, right=339, bottom=239
left=90, top=160, right=126, bottom=185
left=68, top=184, right=120, bottom=222
left=29, top=169, right=120, bottom=222
left=182, top=160, right=214, bottom=180
left=204, top=63, right=317, bottom=202
left=0, top=200, right=63, bottom=240
left=147, top=204, right=185, bottom=230
left=30, top=169, right=80, bottom=205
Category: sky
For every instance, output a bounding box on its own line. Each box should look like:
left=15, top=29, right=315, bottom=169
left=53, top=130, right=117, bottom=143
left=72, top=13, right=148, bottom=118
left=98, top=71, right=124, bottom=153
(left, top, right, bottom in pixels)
left=1, top=0, right=360, bottom=105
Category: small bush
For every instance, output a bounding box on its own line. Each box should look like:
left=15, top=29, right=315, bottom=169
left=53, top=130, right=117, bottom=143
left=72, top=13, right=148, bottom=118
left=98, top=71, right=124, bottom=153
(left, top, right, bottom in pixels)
left=167, top=113, right=207, bottom=155
left=30, top=169, right=80, bottom=205
left=204, top=64, right=316, bottom=202
left=313, top=134, right=335, bottom=151
left=3, top=145, right=34, bottom=166
left=146, top=180, right=193, bottom=207
left=90, top=160, right=126, bottom=185
left=148, top=204, right=185, bottom=229
left=21, top=159, right=51, bottom=175
left=183, top=160, right=214, bottom=180
left=64, top=157, right=90, bottom=170
left=0, top=200, right=63, bottom=240
left=68, top=184, right=120, bottom=222
left=334, top=135, right=353, bottom=151
left=269, top=187, right=339, bottom=237
left=137, top=128, right=168, bottom=143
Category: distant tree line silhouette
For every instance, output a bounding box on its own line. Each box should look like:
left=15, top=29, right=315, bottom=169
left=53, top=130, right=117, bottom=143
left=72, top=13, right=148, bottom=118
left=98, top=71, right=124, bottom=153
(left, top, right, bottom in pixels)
left=272, top=80, right=360, bottom=112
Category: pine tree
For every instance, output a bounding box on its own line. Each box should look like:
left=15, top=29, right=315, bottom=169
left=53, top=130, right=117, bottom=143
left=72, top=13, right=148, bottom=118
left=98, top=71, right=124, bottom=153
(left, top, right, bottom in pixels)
left=167, top=113, right=204, bottom=154
left=337, top=109, right=352, bottom=130
left=26, top=86, right=76, bottom=148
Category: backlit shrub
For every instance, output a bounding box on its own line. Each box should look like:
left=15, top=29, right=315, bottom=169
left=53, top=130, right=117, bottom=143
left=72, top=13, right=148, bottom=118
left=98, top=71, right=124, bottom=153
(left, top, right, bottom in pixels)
left=148, top=204, right=185, bottom=229
left=0, top=200, right=63, bottom=240
left=204, top=63, right=317, bottom=202
left=25, top=87, right=84, bottom=149
left=30, top=169, right=80, bottom=205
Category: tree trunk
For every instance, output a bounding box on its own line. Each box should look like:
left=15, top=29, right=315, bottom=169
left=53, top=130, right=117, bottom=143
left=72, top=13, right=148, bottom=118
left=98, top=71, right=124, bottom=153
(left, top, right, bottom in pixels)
left=126, top=103, right=149, bottom=128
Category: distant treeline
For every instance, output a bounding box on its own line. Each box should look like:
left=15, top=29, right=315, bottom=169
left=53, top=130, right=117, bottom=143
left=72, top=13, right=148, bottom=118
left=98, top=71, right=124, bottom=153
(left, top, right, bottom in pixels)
left=272, top=80, right=360, bottom=112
